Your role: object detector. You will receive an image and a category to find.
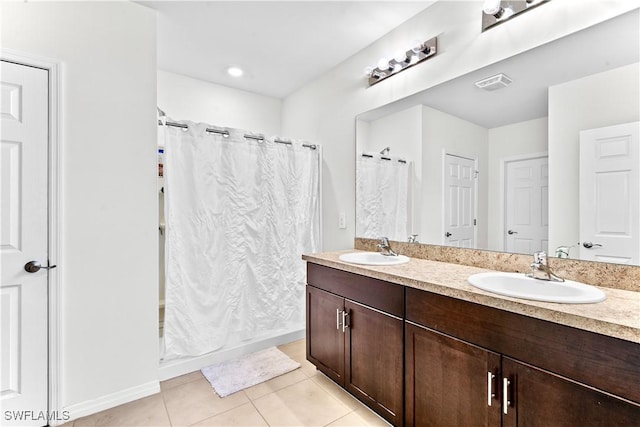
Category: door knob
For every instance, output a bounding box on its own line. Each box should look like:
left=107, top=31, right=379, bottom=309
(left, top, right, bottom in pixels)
left=507, top=230, right=518, bottom=235
left=24, top=261, right=57, bottom=273
left=582, top=241, right=603, bottom=249
left=445, top=232, right=452, bottom=237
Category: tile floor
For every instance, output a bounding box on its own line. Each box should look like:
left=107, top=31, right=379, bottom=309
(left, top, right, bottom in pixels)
left=67, top=340, right=390, bottom=427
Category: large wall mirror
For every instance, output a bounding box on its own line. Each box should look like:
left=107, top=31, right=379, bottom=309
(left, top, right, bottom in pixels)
left=356, top=9, right=640, bottom=265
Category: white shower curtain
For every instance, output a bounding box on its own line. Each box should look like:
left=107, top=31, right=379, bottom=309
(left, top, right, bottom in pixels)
left=162, top=122, right=320, bottom=360
left=356, top=155, right=410, bottom=241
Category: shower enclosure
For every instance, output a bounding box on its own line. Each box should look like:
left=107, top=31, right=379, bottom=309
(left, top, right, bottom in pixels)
left=158, top=118, right=320, bottom=366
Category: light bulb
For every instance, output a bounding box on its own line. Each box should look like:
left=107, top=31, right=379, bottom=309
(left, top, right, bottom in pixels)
left=483, top=0, right=502, bottom=16
left=410, top=39, right=424, bottom=54
left=394, top=49, right=408, bottom=63
left=377, top=57, right=390, bottom=71
left=393, top=63, right=403, bottom=73
left=500, top=6, right=514, bottom=19
left=409, top=55, right=419, bottom=65
left=363, top=66, right=373, bottom=78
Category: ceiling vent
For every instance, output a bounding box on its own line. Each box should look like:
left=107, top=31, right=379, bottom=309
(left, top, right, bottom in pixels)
left=474, top=73, right=513, bottom=91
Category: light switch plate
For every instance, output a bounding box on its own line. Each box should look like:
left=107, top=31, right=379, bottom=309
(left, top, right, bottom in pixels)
left=338, top=212, right=346, bottom=229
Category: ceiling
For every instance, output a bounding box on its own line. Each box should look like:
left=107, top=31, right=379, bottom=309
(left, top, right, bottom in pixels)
left=139, top=1, right=435, bottom=99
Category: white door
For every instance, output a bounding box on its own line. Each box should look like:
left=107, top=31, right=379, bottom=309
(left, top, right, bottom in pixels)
left=1, top=60, right=49, bottom=426
left=504, top=156, right=548, bottom=254
left=579, top=122, right=639, bottom=264
left=443, top=154, right=475, bottom=248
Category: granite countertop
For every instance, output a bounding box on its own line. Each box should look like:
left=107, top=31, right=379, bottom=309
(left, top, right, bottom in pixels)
left=302, top=250, right=640, bottom=344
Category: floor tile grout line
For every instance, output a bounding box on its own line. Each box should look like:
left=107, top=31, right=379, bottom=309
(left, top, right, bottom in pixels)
left=160, top=372, right=205, bottom=392
left=249, top=377, right=350, bottom=427
left=257, top=375, right=354, bottom=427
left=183, top=390, right=252, bottom=427
left=309, top=373, right=390, bottom=426
left=160, top=387, right=176, bottom=427
left=246, top=392, right=271, bottom=427
left=244, top=367, right=310, bottom=401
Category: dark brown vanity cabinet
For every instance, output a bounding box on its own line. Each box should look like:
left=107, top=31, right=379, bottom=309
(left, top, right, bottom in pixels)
left=405, top=322, right=502, bottom=427
left=405, top=287, right=640, bottom=427
left=306, top=264, right=404, bottom=426
left=501, top=357, right=640, bottom=427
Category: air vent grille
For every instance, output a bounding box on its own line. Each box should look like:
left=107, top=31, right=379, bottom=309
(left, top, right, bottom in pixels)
left=475, top=73, right=513, bottom=91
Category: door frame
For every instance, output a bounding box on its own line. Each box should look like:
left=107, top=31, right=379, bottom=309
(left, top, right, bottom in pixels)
left=442, top=150, right=478, bottom=247
left=1, top=49, right=63, bottom=422
left=499, top=151, right=548, bottom=252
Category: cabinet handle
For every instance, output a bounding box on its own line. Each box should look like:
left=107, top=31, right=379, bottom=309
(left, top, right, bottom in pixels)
left=487, top=372, right=495, bottom=406
left=503, top=377, right=511, bottom=415
left=336, top=308, right=341, bottom=330
left=342, top=310, right=349, bottom=333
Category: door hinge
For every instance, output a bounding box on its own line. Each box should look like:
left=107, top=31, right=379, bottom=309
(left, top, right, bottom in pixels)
left=474, top=219, right=477, bottom=226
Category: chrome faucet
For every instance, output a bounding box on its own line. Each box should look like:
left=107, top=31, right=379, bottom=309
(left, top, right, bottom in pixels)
left=377, top=237, right=398, bottom=256
left=526, top=251, right=564, bottom=282
left=408, top=234, right=419, bottom=244
left=555, top=243, right=579, bottom=259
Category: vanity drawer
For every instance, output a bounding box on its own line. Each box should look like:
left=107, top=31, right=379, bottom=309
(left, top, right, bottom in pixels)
left=306, top=263, right=404, bottom=317
left=406, top=287, right=640, bottom=403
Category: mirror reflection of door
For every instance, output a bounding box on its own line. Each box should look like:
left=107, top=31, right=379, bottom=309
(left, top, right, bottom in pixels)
left=443, top=154, right=476, bottom=248
left=504, top=155, right=549, bottom=254
left=579, top=122, right=640, bottom=264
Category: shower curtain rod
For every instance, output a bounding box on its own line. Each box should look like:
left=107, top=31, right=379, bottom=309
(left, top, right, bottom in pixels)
left=158, top=120, right=317, bottom=150
left=361, top=153, right=406, bottom=164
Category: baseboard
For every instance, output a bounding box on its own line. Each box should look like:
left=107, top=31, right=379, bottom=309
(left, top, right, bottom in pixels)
left=62, top=380, right=160, bottom=424
left=158, top=328, right=305, bottom=381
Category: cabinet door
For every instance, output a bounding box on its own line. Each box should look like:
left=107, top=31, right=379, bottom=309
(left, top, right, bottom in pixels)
left=405, top=323, right=502, bottom=427
left=502, top=357, right=640, bottom=427
left=345, top=300, right=404, bottom=426
left=306, top=286, right=345, bottom=385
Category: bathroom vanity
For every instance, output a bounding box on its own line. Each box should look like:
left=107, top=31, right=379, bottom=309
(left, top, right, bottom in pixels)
left=306, top=263, right=404, bottom=425
left=303, top=251, right=640, bottom=427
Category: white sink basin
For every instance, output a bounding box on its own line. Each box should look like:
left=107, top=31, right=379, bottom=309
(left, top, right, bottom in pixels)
left=339, top=252, right=410, bottom=266
left=468, top=272, right=606, bottom=304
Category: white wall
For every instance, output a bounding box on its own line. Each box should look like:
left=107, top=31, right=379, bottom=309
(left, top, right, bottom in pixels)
left=422, top=106, right=488, bottom=247
left=158, top=70, right=282, bottom=136
left=548, top=62, right=640, bottom=251
left=1, top=1, right=159, bottom=418
left=487, top=117, right=548, bottom=250
left=282, top=0, right=637, bottom=251
left=359, top=106, right=422, bottom=160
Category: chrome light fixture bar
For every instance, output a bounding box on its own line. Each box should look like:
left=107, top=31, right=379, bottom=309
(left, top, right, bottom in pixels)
left=482, top=0, right=550, bottom=32
left=365, top=36, right=437, bottom=87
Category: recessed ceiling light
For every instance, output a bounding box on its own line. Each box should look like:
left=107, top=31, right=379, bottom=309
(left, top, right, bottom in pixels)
left=227, top=66, right=244, bottom=77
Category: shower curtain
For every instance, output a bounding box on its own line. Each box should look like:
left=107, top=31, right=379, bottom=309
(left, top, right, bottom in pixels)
left=356, top=155, right=410, bottom=241
left=162, top=121, right=320, bottom=360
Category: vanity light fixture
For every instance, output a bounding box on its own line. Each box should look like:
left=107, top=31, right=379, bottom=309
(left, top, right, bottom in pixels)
left=364, top=36, right=437, bottom=87
left=482, top=0, right=550, bottom=32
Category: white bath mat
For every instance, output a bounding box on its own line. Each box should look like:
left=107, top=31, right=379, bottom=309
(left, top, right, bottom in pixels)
left=201, top=347, right=300, bottom=397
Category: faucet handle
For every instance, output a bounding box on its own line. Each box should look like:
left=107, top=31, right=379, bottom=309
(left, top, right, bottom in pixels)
left=533, top=251, right=547, bottom=264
